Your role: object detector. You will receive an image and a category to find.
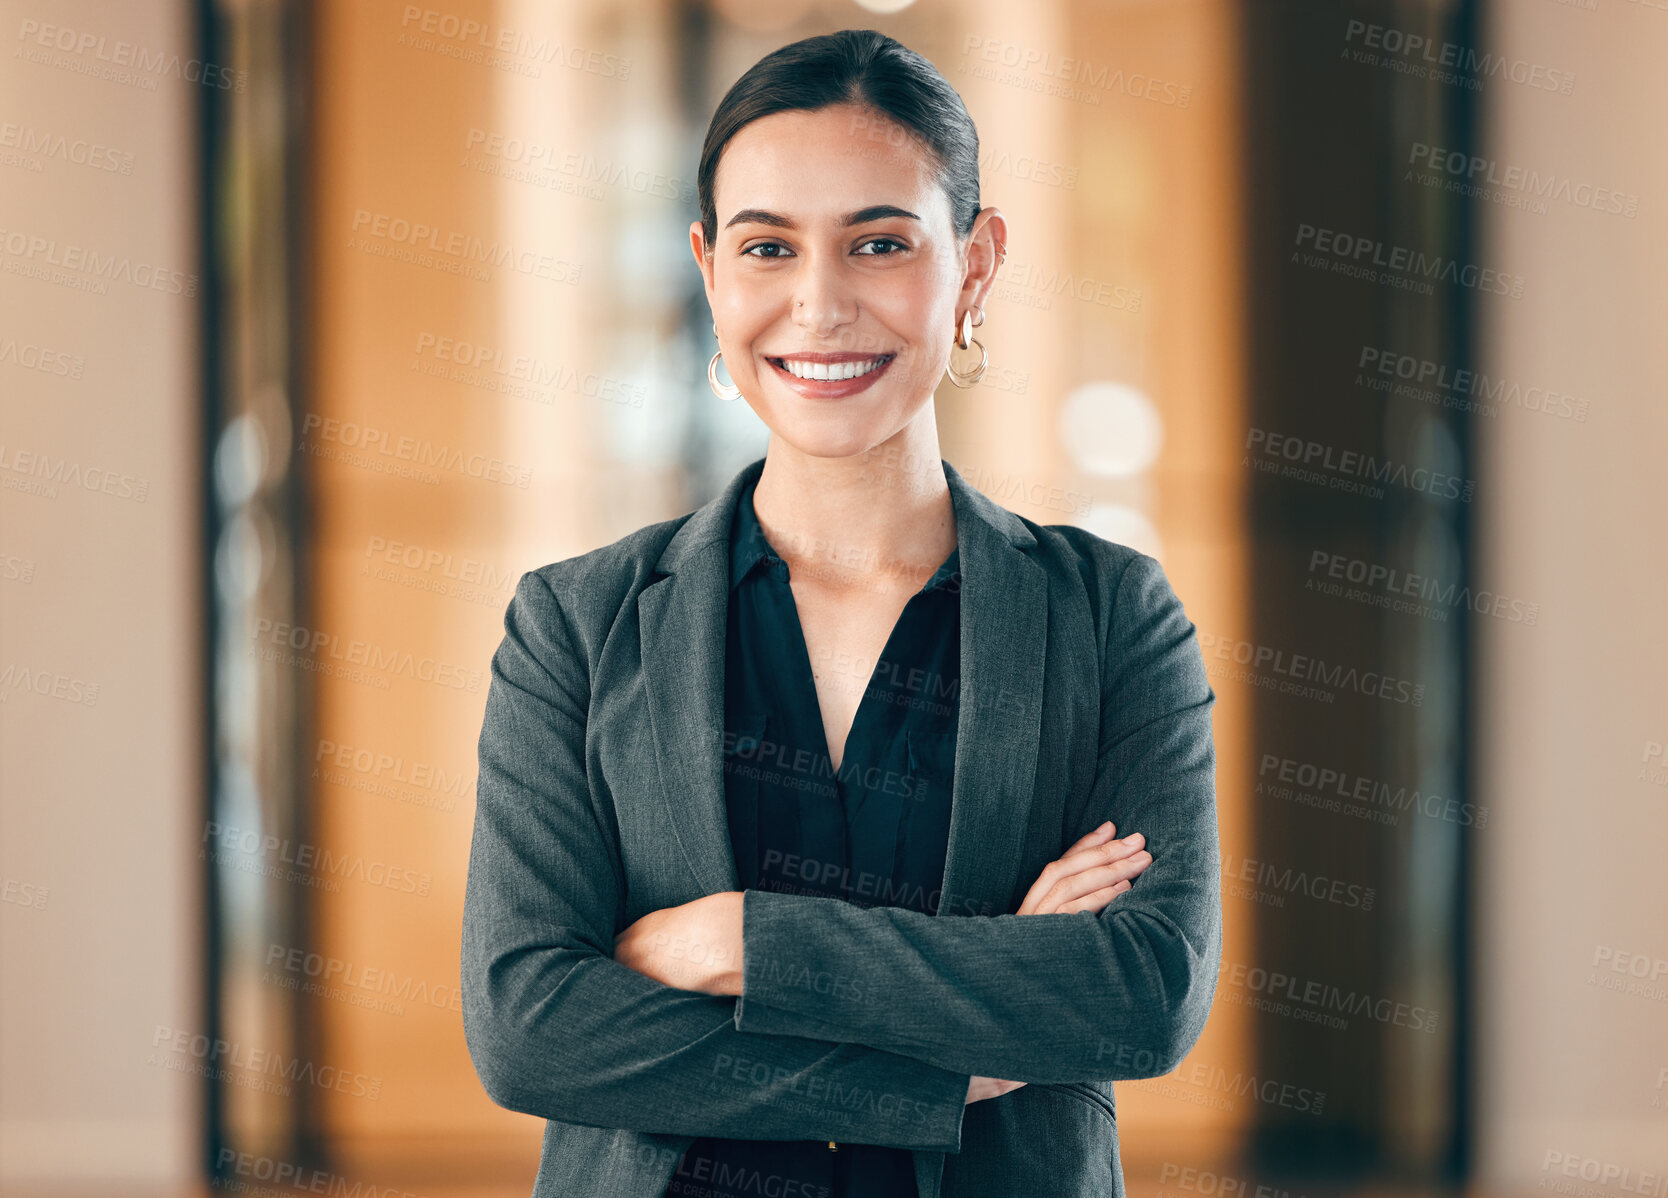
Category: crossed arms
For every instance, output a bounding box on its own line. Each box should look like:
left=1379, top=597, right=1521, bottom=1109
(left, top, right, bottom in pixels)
left=460, top=552, right=1222, bottom=1152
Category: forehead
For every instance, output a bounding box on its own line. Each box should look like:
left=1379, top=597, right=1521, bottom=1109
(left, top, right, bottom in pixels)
left=713, top=105, right=950, bottom=228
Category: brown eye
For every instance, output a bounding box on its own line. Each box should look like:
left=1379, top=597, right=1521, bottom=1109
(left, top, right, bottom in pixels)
left=743, top=242, right=792, bottom=259
left=856, top=237, right=906, bottom=255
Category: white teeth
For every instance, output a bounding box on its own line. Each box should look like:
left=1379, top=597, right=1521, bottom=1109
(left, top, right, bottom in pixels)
left=779, top=356, right=886, bottom=381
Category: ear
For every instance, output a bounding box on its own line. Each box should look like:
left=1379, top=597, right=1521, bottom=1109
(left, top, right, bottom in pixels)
left=689, top=219, right=717, bottom=309
left=960, top=207, right=1008, bottom=316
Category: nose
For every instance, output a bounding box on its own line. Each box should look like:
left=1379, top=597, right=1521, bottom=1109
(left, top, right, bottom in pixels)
left=790, top=260, right=857, bottom=341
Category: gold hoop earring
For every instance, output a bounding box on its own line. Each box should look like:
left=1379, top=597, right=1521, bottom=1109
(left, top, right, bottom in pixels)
left=708, top=350, right=742, bottom=402
left=946, top=309, right=987, bottom=388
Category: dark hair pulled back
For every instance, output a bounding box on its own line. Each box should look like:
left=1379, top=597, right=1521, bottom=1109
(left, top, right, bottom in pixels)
left=696, top=29, right=981, bottom=253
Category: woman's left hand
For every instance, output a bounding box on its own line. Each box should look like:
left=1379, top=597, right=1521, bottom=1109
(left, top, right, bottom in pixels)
left=613, top=891, right=745, bottom=995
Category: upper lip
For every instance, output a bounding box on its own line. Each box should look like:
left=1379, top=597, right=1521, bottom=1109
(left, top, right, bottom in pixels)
left=768, top=351, right=894, bottom=363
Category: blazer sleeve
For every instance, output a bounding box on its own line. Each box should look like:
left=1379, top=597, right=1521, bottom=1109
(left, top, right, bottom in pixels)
left=461, top=570, right=972, bottom=1150
left=730, top=551, right=1223, bottom=1085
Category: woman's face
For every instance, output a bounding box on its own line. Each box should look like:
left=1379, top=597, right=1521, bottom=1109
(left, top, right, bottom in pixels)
left=691, top=102, right=1000, bottom=460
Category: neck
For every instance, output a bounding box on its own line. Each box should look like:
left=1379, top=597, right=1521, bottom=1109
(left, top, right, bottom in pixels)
left=750, top=422, right=958, bottom=595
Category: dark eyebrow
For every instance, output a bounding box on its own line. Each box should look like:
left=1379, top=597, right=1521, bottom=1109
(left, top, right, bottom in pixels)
left=723, top=204, right=921, bottom=231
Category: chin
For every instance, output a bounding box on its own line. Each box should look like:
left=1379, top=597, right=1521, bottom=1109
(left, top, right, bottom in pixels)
left=762, top=415, right=891, bottom=463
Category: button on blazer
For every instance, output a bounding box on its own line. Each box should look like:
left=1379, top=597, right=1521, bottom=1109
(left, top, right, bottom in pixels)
left=462, top=454, right=1223, bottom=1198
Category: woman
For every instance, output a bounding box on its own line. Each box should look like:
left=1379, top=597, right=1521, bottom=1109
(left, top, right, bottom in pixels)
left=462, top=28, right=1221, bottom=1198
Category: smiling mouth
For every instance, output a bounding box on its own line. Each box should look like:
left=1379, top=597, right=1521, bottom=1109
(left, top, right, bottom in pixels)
left=767, top=354, right=894, bottom=381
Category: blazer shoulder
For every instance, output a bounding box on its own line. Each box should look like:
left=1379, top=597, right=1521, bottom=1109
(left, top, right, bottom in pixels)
left=1021, top=518, right=1155, bottom=612
left=1023, top=520, right=1208, bottom=717
left=513, top=511, right=693, bottom=652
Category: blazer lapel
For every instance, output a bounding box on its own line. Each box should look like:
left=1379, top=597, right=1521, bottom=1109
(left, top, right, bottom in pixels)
left=939, top=460, right=1048, bottom=917
left=638, top=459, right=759, bottom=897
left=637, top=455, right=1047, bottom=915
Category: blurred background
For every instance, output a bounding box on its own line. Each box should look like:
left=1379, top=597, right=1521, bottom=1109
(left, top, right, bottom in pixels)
left=3, top=0, right=1664, bottom=1196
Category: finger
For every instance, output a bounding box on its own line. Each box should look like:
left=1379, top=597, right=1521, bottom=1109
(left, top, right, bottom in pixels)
left=1032, top=833, right=1144, bottom=891
left=1034, top=851, right=1151, bottom=912
left=1051, top=883, right=1125, bottom=917
left=1054, top=879, right=1132, bottom=915
left=1036, top=836, right=1146, bottom=899
left=1018, top=833, right=1143, bottom=915
left=1054, top=831, right=1145, bottom=874
left=1041, top=878, right=1131, bottom=917
left=1063, top=821, right=1119, bottom=854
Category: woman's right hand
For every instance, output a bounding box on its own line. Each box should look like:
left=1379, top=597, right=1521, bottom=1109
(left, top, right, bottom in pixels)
left=966, top=822, right=1153, bottom=1104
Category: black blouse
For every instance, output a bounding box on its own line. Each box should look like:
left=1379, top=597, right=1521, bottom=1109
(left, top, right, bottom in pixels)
left=662, top=473, right=962, bottom=1198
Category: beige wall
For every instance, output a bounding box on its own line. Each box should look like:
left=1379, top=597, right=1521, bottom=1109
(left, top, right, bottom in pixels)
left=1475, top=1, right=1668, bottom=1186
left=0, top=0, right=202, bottom=1188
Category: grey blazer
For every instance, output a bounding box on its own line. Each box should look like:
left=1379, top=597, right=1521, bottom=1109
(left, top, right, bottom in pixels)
left=462, top=454, right=1222, bottom=1198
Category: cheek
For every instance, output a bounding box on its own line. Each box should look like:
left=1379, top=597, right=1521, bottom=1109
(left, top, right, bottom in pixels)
left=869, top=283, right=941, bottom=347
left=895, top=269, right=957, bottom=335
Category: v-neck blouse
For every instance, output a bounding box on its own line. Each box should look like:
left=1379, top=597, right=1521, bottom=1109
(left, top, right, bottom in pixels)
left=662, top=471, right=963, bottom=1198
